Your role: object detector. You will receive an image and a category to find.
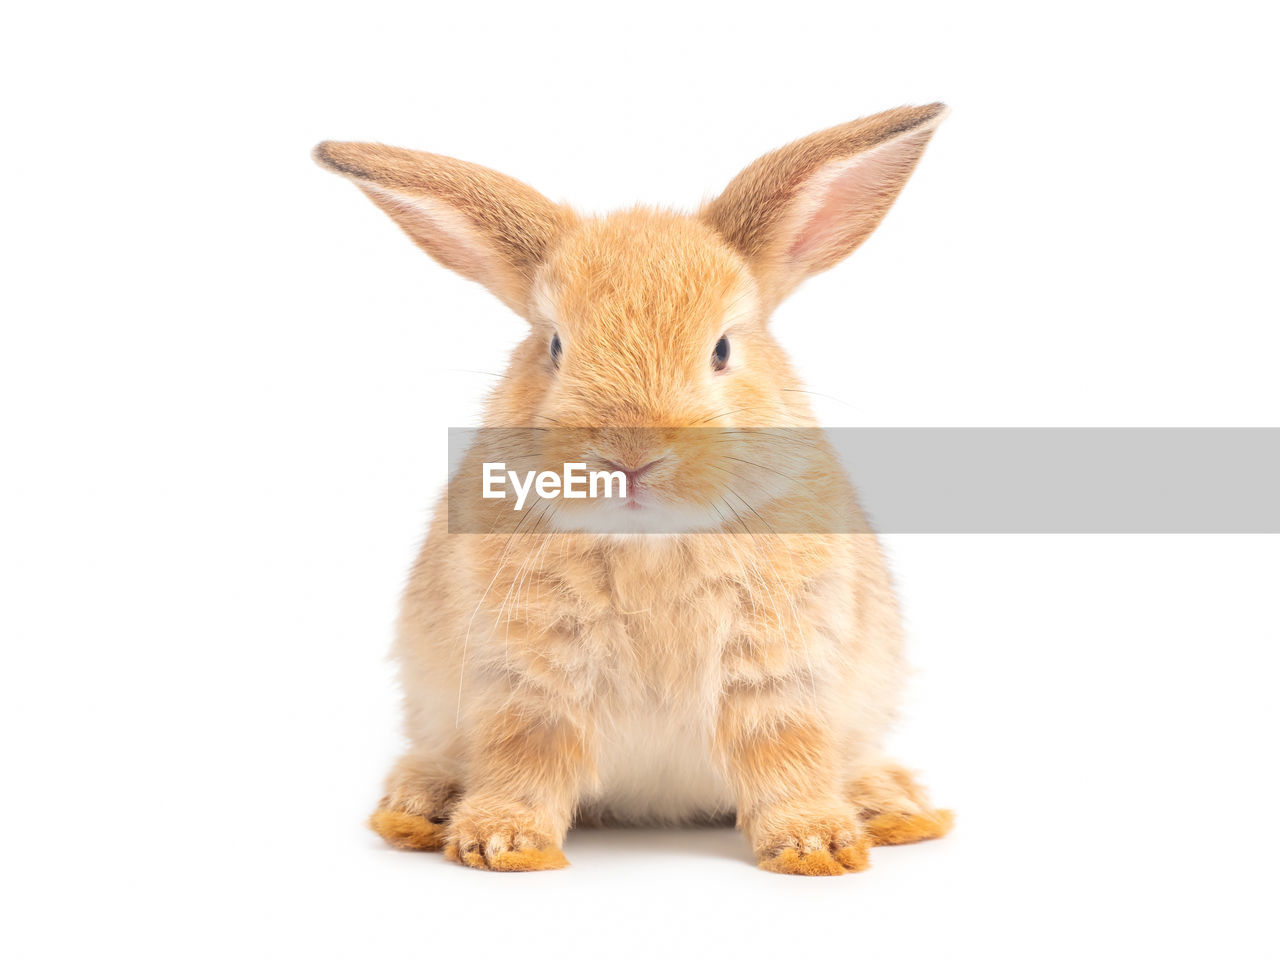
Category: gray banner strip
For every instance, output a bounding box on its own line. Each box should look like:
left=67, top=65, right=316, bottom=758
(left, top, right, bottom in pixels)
left=835, top=428, right=1278, bottom=533
left=446, top=428, right=1280, bottom=533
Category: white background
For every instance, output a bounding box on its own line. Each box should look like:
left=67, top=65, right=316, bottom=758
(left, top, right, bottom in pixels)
left=3, top=1, right=1278, bottom=957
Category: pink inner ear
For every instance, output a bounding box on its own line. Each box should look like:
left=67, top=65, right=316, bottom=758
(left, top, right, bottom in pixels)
left=364, top=184, right=495, bottom=283
left=786, top=131, right=931, bottom=266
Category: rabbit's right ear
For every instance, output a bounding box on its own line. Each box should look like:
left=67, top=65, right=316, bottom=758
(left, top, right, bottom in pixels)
left=313, top=142, right=574, bottom=317
left=701, top=104, right=947, bottom=310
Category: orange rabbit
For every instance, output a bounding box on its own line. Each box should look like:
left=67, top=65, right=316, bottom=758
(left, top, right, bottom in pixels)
left=315, top=103, right=952, bottom=874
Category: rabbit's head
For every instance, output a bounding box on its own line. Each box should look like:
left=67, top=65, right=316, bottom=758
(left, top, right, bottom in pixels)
left=316, top=104, right=945, bottom=533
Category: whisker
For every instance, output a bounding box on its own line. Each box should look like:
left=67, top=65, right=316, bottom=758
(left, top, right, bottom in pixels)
left=446, top=367, right=512, bottom=381
left=781, top=388, right=856, bottom=408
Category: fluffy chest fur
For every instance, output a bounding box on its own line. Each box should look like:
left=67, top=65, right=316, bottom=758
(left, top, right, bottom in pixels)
left=481, top=536, right=847, bottom=822
left=580, top=551, right=739, bottom=821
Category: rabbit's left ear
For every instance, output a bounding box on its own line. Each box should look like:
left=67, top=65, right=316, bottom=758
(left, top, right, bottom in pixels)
left=701, top=103, right=947, bottom=308
left=313, top=142, right=574, bottom=317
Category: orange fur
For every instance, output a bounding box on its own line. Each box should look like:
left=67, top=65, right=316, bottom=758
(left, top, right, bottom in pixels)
left=749, top=804, right=872, bottom=876
left=315, top=104, right=951, bottom=873
left=865, top=810, right=956, bottom=846
left=444, top=842, right=569, bottom=872
left=368, top=809, right=446, bottom=851
left=847, top=761, right=953, bottom=846
left=445, top=799, right=571, bottom=871
left=759, top=840, right=872, bottom=876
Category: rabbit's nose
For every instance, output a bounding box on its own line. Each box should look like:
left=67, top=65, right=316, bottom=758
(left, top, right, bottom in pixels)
left=602, top=457, right=665, bottom=485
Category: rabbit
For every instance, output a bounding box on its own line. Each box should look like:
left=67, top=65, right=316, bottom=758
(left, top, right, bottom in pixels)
left=314, top=103, right=953, bottom=875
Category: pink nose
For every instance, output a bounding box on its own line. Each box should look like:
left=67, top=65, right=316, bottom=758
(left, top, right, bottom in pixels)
left=602, top=458, right=664, bottom=485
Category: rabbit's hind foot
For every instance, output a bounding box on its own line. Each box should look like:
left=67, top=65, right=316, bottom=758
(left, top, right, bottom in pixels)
left=368, top=753, right=460, bottom=852
left=847, top=760, right=955, bottom=847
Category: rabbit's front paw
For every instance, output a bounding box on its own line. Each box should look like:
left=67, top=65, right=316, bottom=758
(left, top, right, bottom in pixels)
left=751, top=804, right=871, bottom=876
left=444, top=801, right=569, bottom=872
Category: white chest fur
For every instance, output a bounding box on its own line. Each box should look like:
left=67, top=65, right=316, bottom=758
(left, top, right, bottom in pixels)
left=583, top=693, right=736, bottom=825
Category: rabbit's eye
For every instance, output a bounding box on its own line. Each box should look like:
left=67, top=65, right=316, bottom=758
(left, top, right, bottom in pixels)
left=712, top=336, right=730, bottom=372
left=550, top=333, right=562, bottom=367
